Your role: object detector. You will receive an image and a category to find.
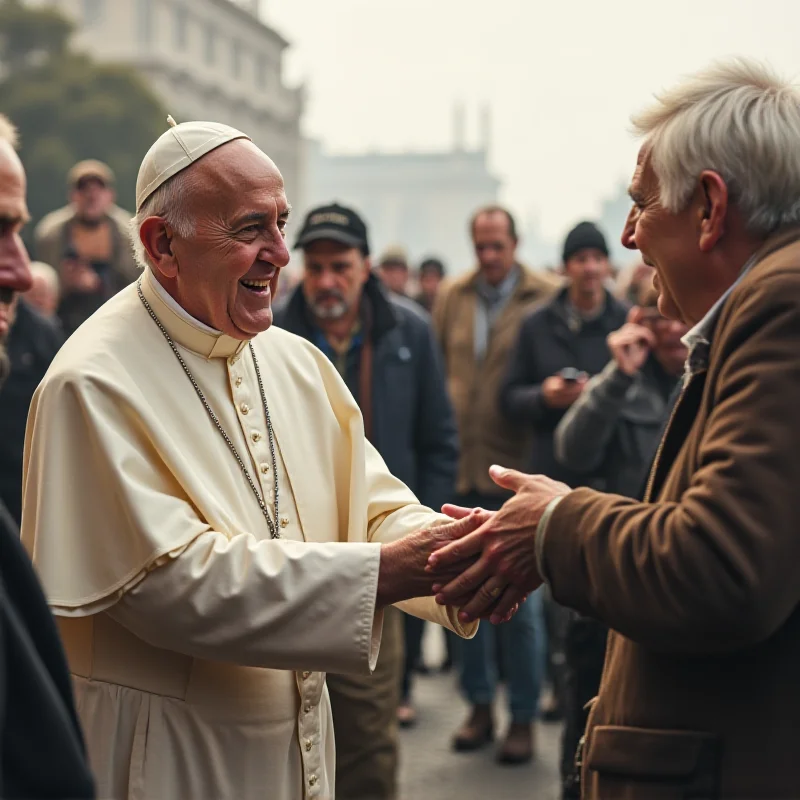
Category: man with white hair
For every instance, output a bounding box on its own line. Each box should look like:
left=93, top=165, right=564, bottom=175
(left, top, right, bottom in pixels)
left=427, top=58, right=800, bottom=798
left=22, top=119, right=485, bottom=799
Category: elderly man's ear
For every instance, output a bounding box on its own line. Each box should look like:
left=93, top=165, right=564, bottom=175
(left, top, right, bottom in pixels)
left=140, top=217, right=178, bottom=278
left=697, top=170, right=728, bottom=252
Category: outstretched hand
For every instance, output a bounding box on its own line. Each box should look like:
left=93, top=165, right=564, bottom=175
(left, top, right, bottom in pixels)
left=376, top=508, right=491, bottom=608
left=426, top=466, right=570, bottom=624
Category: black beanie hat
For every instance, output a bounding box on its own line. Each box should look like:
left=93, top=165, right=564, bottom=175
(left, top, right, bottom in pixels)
left=562, top=221, right=609, bottom=264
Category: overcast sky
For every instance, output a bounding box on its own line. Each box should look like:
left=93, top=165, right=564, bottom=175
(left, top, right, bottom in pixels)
left=268, top=0, right=800, bottom=242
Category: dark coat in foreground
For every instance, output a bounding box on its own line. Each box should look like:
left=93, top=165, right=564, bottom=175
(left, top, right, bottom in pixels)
left=0, top=500, right=94, bottom=798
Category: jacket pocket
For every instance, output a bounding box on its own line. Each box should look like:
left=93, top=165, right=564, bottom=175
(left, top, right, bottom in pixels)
left=585, top=725, right=721, bottom=800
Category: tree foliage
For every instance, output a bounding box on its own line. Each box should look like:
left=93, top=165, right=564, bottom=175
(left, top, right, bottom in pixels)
left=0, top=0, right=166, bottom=239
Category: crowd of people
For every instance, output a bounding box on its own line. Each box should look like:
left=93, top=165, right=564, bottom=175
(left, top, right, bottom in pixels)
left=1, top=55, right=800, bottom=800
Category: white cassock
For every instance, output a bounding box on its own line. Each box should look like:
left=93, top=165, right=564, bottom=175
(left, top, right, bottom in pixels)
left=21, top=268, right=477, bottom=800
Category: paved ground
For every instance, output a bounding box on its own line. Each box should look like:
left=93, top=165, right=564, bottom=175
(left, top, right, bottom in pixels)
left=397, top=629, right=562, bottom=800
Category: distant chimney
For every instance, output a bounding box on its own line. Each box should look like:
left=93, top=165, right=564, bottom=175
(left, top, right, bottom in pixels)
left=480, top=104, right=491, bottom=153
left=453, top=102, right=466, bottom=152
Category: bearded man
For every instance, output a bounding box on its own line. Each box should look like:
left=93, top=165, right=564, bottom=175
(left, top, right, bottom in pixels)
left=22, top=119, right=484, bottom=800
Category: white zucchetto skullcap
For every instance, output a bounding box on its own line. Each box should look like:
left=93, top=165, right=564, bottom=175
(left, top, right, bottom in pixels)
left=135, top=116, right=251, bottom=211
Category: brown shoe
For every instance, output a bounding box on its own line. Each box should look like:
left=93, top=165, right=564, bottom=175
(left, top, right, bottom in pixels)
left=497, top=722, right=535, bottom=765
left=452, top=704, right=494, bottom=752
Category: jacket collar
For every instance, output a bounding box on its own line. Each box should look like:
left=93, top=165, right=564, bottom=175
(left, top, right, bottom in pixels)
left=140, top=268, right=248, bottom=360
left=460, top=263, right=547, bottom=300
left=279, top=273, right=399, bottom=343
left=682, top=225, right=800, bottom=364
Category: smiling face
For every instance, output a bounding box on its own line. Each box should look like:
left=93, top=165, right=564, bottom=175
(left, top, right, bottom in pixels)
left=142, top=140, right=291, bottom=339
left=622, top=146, right=705, bottom=324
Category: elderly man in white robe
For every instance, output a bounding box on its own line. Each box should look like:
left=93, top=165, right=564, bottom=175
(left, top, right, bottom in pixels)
left=21, top=120, right=492, bottom=800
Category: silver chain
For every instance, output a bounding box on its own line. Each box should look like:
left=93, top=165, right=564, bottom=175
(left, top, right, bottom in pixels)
left=137, top=280, right=280, bottom=539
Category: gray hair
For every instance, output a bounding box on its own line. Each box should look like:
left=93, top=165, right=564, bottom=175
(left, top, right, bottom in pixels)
left=130, top=169, right=196, bottom=270
left=0, top=114, right=19, bottom=149
left=631, top=57, right=800, bottom=235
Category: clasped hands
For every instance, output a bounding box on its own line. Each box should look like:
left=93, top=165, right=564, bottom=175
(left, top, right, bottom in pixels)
left=427, top=467, right=569, bottom=625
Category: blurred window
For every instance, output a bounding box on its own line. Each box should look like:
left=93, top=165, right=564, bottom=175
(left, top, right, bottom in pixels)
left=204, top=24, right=216, bottom=64
left=136, top=0, right=152, bottom=47
left=82, top=0, right=104, bottom=25
left=256, top=54, right=268, bottom=90
left=231, top=40, right=242, bottom=78
left=173, top=3, right=188, bottom=51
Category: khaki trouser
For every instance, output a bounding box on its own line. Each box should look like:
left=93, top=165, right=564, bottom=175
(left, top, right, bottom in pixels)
left=327, top=606, right=404, bottom=800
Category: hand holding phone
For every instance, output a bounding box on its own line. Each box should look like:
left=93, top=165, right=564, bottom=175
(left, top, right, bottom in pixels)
left=543, top=368, right=588, bottom=408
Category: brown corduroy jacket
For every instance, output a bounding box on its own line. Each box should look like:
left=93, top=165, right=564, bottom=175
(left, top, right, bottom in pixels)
left=542, top=229, right=800, bottom=799
left=432, top=266, right=557, bottom=497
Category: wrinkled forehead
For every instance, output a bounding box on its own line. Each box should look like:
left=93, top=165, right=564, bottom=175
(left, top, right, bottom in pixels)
left=632, top=143, right=657, bottom=189
left=189, top=140, right=287, bottom=218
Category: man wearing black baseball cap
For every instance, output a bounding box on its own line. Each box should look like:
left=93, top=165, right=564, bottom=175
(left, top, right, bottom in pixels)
left=274, top=203, right=458, bottom=800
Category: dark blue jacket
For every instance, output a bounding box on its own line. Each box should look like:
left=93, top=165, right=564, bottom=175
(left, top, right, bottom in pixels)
left=274, top=276, right=458, bottom=512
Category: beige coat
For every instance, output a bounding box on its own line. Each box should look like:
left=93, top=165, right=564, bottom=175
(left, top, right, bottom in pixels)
left=34, top=203, right=139, bottom=284
left=21, top=269, right=476, bottom=800
left=432, top=266, right=557, bottom=496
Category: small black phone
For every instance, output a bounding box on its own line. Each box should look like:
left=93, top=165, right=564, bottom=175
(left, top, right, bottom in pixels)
left=559, top=367, right=582, bottom=383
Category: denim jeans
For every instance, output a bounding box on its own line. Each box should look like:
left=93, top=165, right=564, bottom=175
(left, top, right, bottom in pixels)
left=458, top=586, right=546, bottom=724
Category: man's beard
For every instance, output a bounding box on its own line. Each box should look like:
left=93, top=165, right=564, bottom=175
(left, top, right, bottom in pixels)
left=307, top=291, right=349, bottom=321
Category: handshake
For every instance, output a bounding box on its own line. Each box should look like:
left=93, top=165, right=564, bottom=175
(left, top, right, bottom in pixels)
left=377, top=466, right=570, bottom=625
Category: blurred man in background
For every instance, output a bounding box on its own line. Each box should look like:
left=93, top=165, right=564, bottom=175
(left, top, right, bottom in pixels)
left=25, top=261, right=60, bottom=319
left=414, top=256, right=446, bottom=312
left=616, top=260, right=656, bottom=306
left=275, top=202, right=458, bottom=799
left=0, top=277, right=62, bottom=525
left=499, top=221, right=627, bottom=735
left=552, top=283, right=686, bottom=798
left=377, top=245, right=411, bottom=296
left=0, top=113, right=94, bottom=800
left=34, top=159, right=137, bottom=336
left=433, top=205, right=553, bottom=764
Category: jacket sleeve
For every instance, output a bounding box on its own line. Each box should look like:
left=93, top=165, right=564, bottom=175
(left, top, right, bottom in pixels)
left=541, top=272, right=800, bottom=654
left=412, top=319, right=458, bottom=512
left=554, top=360, right=633, bottom=474
left=499, top=314, right=562, bottom=428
